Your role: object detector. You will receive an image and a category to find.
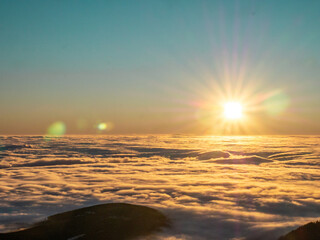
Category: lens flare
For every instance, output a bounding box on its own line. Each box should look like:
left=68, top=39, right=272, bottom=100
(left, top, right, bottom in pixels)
left=263, top=90, right=290, bottom=116
left=47, top=121, right=66, bottom=136
left=97, top=123, right=107, bottom=131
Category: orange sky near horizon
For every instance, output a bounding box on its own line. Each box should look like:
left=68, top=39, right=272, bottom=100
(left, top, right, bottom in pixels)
left=1, top=1, right=320, bottom=135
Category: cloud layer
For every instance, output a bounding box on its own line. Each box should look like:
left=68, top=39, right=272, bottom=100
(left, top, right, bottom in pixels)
left=0, top=135, right=319, bottom=239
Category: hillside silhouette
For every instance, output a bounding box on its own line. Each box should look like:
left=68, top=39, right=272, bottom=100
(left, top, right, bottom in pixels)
left=0, top=203, right=170, bottom=240
left=279, top=221, right=320, bottom=240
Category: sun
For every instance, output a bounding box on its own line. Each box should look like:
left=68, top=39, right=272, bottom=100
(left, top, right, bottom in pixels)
left=224, top=102, right=243, bottom=120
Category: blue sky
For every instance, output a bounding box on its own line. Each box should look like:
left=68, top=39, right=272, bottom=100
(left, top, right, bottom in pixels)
left=1, top=0, right=320, bottom=134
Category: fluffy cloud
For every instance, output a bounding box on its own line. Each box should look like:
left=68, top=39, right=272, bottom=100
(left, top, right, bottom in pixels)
left=0, top=135, right=319, bottom=239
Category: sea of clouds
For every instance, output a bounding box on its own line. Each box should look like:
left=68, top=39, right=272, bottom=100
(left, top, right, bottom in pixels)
left=0, top=135, right=319, bottom=239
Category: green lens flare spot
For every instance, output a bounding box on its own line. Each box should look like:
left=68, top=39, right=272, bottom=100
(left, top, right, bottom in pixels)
left=263, top=91, right=290, bottom=116
left=47, top=121, right=66, bottom=136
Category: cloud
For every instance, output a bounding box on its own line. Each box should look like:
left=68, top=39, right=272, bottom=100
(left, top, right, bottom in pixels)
left=197, top=151, right=230, bottom=160
left=0, top=159, right=96, bottom=168
left=214, top=156, right=272, bottom=165
left=0, top=135, right=319, bottom=239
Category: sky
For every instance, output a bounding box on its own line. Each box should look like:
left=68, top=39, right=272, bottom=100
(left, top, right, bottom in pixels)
left=0, top=0, right=320, bottom=135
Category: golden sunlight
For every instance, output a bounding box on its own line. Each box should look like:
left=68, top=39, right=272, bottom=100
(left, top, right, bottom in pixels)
left=223, top=102, right=243, bottom=120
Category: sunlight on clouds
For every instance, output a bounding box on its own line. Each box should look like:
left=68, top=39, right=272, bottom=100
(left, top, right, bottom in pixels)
left=0, top=135, right=319, bottom=239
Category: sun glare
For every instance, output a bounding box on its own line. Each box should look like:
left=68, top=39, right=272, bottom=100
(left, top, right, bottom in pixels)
left=224, top=102, right=243, bottom=120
